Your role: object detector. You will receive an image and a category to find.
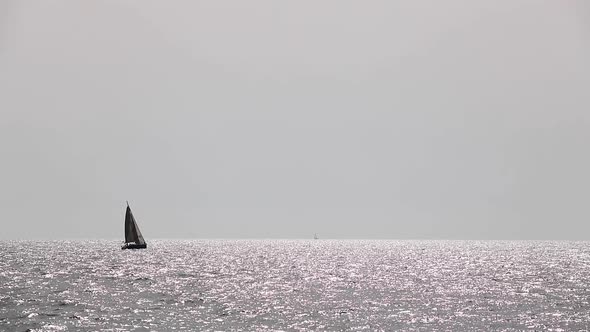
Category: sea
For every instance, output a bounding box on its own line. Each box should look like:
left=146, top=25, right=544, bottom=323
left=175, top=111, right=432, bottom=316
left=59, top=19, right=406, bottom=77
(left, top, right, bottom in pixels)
left=1, top=240, right=589, bottom=331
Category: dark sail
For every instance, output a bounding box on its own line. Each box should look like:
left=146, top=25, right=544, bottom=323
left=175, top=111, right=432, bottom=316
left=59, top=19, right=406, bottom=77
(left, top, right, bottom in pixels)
left=123, top=202, right=146, bottom=249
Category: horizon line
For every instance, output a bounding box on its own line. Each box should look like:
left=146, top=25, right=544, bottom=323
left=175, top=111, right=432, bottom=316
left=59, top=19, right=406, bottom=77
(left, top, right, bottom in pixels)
left=1, top=238, right=588, bottom=242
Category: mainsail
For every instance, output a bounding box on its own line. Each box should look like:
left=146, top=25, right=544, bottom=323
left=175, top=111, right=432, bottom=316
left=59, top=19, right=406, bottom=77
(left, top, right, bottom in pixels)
left=125, top=202, right=146, bottom=246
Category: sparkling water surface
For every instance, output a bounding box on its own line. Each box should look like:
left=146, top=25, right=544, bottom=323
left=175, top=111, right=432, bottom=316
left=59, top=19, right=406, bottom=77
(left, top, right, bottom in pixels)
left=1, top=240, right=589, bottom=331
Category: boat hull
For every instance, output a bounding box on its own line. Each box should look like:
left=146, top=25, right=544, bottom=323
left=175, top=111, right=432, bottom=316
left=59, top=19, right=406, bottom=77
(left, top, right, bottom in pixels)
left=121, top=243, right=147, bottom=250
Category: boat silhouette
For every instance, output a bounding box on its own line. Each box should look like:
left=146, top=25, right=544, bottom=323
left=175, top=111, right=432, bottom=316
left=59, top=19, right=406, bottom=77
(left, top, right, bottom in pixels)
left=121, top=201, right=147, bottom=250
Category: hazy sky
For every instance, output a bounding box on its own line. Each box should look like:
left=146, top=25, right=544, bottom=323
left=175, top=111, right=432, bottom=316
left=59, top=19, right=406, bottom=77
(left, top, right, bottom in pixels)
left=1, top=1, right=589, bottom=240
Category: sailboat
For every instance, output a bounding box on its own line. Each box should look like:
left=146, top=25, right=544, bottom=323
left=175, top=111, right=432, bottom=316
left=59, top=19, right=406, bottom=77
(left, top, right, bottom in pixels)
left=314, top=233, right=319, bottom=240
left=121, top=201, right=147, bottom=250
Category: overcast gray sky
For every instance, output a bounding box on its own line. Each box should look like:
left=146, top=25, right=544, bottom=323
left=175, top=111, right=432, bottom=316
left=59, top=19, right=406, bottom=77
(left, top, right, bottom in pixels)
left=1, top=1, right=589, bottom=240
